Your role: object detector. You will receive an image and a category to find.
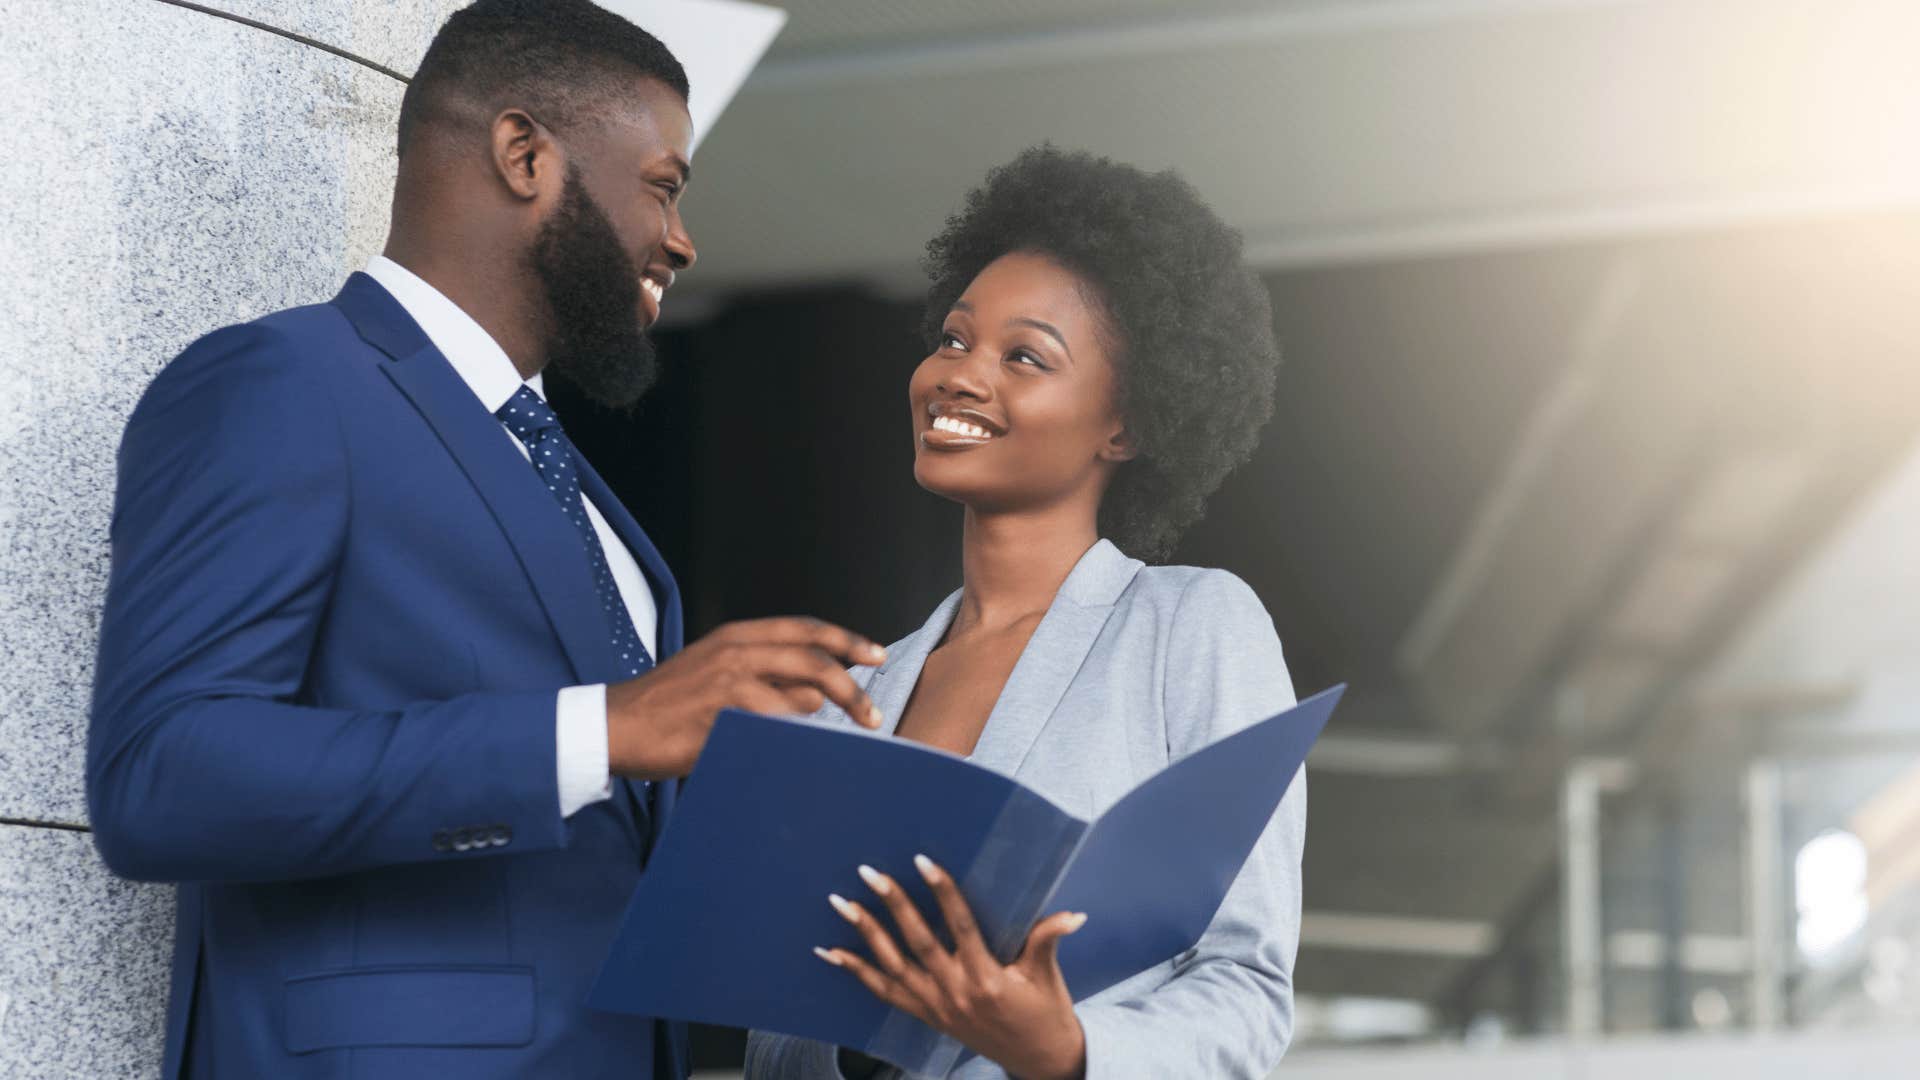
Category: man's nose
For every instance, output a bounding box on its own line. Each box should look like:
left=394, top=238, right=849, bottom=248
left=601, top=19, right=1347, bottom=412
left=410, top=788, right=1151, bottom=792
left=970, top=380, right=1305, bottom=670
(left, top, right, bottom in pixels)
left=664, top=209, right=696, bottom=272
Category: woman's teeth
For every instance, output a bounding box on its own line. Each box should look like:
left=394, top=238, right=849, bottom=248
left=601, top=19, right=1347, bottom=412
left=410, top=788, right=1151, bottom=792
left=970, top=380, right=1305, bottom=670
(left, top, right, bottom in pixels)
left=932, top=416, right=994, bottom=438
left=641, top=278, right=664, bottom=306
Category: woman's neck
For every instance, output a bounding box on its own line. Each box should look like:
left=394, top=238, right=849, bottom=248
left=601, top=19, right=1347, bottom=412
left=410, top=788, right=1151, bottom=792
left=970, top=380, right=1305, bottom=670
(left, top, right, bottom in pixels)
left=954, top=506, right=1100, bottom=637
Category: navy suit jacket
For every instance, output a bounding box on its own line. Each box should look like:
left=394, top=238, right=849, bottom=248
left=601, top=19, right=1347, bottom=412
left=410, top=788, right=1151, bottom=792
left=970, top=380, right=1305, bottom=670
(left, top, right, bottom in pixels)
left=88, top=273, right=687, bottom=1079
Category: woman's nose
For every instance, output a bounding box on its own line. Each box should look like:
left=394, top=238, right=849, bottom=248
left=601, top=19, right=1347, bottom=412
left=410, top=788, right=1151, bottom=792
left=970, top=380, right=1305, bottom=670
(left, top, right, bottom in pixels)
left=937, top=349, right=995, bottom=399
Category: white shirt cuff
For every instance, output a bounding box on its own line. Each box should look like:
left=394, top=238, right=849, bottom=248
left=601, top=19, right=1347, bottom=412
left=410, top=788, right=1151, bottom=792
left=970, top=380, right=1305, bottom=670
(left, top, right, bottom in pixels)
left=556, top=683, right=615, bottom=818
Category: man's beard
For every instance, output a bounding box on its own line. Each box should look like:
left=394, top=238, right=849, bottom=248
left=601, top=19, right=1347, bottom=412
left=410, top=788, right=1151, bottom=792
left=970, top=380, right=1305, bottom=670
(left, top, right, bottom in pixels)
left=528, top=164, right=659, bottom=409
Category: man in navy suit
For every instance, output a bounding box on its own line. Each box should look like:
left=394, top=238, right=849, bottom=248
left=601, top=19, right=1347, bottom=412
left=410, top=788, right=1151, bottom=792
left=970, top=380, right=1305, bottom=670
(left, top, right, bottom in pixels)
left=86, top=2, right=885, bottom=1076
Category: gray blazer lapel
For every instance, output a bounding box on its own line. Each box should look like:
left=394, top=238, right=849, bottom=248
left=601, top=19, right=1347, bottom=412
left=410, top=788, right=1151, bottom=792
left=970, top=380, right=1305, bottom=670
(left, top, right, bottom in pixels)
left=970, top=540, right=1144, bottom=777
left=863, top=590, right=963, bottom=737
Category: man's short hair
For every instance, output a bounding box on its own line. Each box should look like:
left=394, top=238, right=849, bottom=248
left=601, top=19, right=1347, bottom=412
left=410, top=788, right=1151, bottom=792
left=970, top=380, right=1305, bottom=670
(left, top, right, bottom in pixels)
left=398, top=0, right=689, bottom=157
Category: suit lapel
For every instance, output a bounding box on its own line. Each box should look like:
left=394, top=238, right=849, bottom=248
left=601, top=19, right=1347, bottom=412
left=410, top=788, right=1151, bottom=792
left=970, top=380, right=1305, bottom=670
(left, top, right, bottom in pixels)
left=333, top=273, right=618, bottom=686
left=970, top=540, right=1143, bottom=777
left=572, top=455, right=686, bottom=830
left=863, top=590, right=963, bottom=738
left=867, top=541, right=1144, bottom=778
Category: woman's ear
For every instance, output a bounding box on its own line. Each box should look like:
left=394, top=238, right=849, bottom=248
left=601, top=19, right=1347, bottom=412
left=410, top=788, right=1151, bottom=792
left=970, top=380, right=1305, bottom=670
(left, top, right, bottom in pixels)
left=1101, top=425, right=1139, bottom=464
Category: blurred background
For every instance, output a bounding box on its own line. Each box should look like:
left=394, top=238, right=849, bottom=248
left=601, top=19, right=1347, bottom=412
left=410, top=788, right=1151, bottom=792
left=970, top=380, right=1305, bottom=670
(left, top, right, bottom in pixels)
left=591, top=1, right=1920, bottom=1071
left=5, top=0, right=1920, bottom=1076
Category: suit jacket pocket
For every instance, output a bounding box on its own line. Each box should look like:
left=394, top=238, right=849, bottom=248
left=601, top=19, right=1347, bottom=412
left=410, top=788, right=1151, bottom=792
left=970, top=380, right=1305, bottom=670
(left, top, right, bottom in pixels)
left=284, top=965, right=535, bottom=1052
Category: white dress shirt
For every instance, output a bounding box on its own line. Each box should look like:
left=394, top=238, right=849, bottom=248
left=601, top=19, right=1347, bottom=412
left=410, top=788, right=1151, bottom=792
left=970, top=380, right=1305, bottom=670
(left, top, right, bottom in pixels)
left=366, top=255, right=653, bottom=818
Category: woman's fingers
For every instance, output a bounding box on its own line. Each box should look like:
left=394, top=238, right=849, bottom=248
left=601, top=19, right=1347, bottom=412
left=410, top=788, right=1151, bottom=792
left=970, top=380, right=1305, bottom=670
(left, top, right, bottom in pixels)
left=857, top=864, right=964, bottom=985
left=829, top=893, right=910, bottom=976
left=828, top=892, right=945, bottom=1013
left=1018, top=910, right=1088, bottom=979
left=815, top=948, right=928, bottom=1021
left=910, top=855, right=998, bottom=977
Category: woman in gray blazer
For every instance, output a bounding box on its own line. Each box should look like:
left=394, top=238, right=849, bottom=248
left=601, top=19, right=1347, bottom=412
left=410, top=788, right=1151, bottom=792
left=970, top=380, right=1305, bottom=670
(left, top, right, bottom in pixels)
left=747, top=145, right=1299, bottom=1080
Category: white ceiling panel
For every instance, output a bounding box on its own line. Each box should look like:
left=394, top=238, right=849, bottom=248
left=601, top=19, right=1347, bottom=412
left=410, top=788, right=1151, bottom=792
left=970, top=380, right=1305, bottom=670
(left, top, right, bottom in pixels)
left=677, top=0, right=1920, bottom=293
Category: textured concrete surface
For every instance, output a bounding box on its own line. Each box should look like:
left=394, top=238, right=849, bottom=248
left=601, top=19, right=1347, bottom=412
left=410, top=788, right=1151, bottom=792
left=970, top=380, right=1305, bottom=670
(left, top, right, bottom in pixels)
left=0, top=0, right=403, bottom=826
left=0, top=822, right=176, bottom=1078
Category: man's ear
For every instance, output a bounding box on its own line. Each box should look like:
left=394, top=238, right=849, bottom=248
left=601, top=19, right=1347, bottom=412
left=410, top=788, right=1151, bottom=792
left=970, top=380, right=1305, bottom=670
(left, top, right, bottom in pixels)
left=490, top=108, right=561, bottom=202
left=1101, top=425, right=1139, bottom=464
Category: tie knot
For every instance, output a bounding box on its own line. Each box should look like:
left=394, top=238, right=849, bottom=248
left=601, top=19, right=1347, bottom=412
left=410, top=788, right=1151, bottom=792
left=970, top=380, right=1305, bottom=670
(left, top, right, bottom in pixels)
left=495, top=385, right=561, bottom=442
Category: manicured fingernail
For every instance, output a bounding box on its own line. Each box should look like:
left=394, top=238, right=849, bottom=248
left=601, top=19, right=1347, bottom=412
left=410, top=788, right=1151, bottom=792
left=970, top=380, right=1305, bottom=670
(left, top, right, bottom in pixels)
left=864, top=643, right=887, bottom=664
left=858, top=864, right=891, bottom=896
left=865, top=703, right=884, bottom=728
left=1068, top=913, right=1089, bottom=932
left=829, top=893, right=858, bottom=922
left=914, top=854, right=941, bottom=882
left=814, top=946, right=844, bottom=966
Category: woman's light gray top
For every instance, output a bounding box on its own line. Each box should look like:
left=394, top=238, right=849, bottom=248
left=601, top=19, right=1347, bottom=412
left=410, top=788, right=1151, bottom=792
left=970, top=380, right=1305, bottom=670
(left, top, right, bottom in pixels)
left=745, top=538, right=1306, bottom=1080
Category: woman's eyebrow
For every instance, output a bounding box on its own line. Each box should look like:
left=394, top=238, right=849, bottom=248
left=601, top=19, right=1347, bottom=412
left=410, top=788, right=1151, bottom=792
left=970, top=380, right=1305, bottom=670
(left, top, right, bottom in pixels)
left=1010, top=316, right=1071, bottom=358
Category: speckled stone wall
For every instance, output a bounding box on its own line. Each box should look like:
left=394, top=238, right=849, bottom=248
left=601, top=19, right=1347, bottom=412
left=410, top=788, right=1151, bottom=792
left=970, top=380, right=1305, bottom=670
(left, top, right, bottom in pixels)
left=0, top=2, right=453, bottom=1074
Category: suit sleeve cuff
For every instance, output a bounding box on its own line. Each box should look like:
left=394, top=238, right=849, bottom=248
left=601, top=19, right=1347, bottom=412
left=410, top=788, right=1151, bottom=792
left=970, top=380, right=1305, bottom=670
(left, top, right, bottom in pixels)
left=556, top=684, right=614, bottom=818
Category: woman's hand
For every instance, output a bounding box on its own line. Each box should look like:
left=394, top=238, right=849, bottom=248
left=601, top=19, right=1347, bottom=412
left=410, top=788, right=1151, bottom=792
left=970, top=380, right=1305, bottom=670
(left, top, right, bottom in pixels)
left=814, top=855, right=1089, bottom=1080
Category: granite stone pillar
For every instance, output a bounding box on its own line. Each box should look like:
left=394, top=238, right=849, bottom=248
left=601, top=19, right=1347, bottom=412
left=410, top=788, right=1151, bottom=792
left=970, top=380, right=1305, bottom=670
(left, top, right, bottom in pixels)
left=0, top=2, right=458, bottom=1074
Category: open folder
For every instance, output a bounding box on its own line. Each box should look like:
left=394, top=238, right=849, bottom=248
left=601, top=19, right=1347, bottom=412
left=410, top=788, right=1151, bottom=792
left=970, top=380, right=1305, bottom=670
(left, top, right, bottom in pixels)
left=590, top=684, right=1342, bottom=1076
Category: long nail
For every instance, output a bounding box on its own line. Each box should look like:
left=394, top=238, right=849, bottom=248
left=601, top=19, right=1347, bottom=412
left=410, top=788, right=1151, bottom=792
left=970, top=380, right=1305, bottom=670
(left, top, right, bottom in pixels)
left=863, top=643, right=888, bottom=665
left=865, top=703, right=885, bottom=728
left=1067, top=912, right=1089, bottom=932
left=829, top=893, right=859, bottom=922
left=858, top=864, right=892, bottom=896
left=814, top=946, right=844, bottom=966
left=914, top=854, right=942, bottom=883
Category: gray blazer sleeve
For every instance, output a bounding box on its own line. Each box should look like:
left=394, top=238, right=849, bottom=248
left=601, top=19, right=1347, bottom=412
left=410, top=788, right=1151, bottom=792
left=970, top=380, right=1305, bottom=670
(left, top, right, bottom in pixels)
left=1073, top=569, right=1305, bottom=1080
left=744, top=1032, right=867, bottom=1080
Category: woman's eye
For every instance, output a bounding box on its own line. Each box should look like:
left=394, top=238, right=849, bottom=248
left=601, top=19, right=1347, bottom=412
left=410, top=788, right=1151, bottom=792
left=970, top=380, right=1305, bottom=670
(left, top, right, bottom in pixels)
left=1009, top=350, right=1045, bottom=369
left=942, top=332, right=966, bottom=350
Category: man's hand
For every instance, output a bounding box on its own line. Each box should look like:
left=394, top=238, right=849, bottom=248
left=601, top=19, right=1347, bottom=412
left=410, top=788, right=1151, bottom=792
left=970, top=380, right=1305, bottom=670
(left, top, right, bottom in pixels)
left=605, top=617, right=886, bottom=779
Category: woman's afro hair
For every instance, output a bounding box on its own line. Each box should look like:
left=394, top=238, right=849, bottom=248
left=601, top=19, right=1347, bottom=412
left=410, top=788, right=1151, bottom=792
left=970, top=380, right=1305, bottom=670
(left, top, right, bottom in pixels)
left=920, top=145, right=1280, bottom=561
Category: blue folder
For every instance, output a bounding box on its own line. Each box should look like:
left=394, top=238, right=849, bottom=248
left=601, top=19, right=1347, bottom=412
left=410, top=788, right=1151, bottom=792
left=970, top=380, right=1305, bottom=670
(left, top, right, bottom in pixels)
left=589, top=685, right=1342, bottom=1076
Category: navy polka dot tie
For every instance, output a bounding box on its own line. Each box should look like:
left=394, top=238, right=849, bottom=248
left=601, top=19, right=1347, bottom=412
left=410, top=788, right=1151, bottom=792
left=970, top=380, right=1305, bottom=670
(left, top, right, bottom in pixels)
left=496, top=386, right=654, bottom=680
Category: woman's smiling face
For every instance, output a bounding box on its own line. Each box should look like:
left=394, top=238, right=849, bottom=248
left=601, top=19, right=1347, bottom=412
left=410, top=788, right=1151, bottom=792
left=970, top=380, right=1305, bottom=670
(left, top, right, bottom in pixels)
left=909, top=251, right=1135, bottom=513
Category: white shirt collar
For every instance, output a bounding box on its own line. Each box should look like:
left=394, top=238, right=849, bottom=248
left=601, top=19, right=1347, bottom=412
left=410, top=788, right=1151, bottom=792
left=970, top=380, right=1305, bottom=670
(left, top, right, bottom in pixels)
left=364, top=255, right=545, bottom=411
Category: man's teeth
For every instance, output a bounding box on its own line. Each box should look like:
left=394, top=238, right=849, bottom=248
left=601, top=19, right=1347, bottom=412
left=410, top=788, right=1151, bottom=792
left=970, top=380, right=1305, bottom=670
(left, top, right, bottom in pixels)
left=642, top=279, right=664, bottom=305
left=932, top=416, right=993, bottom=438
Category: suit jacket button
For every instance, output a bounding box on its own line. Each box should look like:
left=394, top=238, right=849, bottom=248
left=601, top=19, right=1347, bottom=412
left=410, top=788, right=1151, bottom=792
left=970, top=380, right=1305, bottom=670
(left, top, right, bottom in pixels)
left=452, top=827, right=472, bottom=852
left=491, top=825, right=512, bottom=847
left=432, top=829, right=451, bottom=853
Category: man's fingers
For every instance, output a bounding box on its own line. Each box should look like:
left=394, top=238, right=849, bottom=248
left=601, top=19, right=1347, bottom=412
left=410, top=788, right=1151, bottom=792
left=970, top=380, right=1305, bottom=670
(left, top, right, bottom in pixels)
left=731, top=681, right=797, bottom=722
left=733, top=644, right=881, bottom=728
left=777, top=683, right=828, bottom=715
left=715, top=617, right=887, bottom=668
